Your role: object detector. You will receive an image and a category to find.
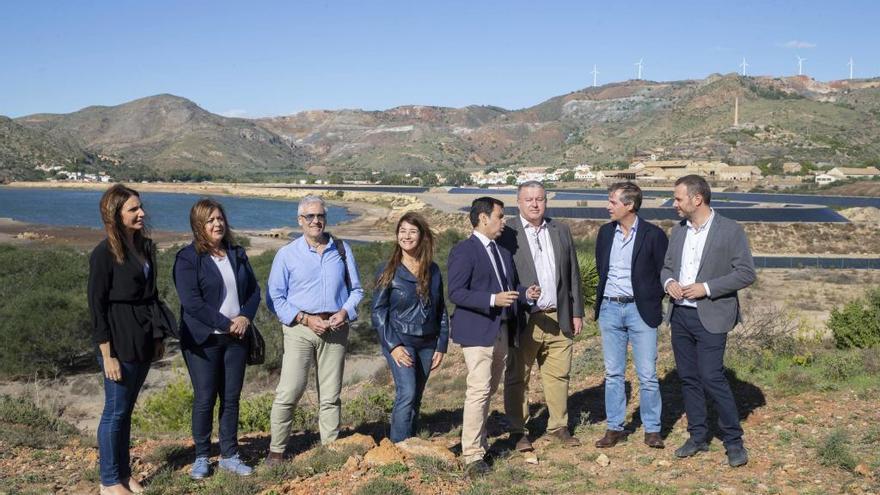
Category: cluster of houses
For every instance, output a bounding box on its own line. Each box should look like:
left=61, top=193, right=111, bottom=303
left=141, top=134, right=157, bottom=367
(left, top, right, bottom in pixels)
left=814, top=167, right=880, bottom=185
left=36, top=165, right=113, bottom=183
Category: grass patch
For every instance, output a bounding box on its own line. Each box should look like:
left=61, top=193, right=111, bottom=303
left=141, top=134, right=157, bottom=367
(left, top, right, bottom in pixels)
left=611, top=475, right=678, bottom=495
left=133, top=377, right=194, bottom=435
left=376, top=461, right=409, bottom=476
left=817, top=428, right=857, bottom=471
left=355, top=477, right=413, bottom=495
left=412, top=455, right=459, bottom=482
left=343, top=385, right=393, bottom=426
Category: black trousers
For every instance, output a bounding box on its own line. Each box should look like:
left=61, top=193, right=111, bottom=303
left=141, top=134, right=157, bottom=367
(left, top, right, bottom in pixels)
left=670, top=306, right=743, bottom=448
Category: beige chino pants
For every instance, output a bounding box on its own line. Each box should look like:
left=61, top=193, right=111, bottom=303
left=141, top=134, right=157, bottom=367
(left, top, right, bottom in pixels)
left=504, top=311, right=573, bottom=435
left=461, top=329, right=508, bottom=464
left=269, top=323, right=348, bottom=454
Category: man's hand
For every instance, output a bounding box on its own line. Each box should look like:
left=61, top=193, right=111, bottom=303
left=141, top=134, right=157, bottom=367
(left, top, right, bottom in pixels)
left=681, top=283, right=707, bottom=300
left=665, top=280, right=684, bottom=300
left=571, top=317, right=584, bottom=336
left=494, top=290, right=519, bottom=307
left=526, top=284, right=541, bottom=301
left=328, top=309, right=348, bottom=330
left=390, top=346, right=413, bottom=368
left=306, top=314, right=331, bottom=336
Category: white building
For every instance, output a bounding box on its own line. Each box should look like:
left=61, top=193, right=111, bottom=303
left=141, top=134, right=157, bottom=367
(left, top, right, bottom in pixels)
left=815, top=174, right=839, bottom=185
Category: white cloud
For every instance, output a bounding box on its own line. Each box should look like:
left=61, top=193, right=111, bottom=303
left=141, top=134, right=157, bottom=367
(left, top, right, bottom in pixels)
left=780, top=40, right=817, bottom=49
left=221, top=109, right=248, bottom=118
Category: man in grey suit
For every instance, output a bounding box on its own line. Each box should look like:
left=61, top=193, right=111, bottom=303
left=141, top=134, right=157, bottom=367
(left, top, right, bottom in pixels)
left=661, top=175, right=756, bottom=467
left=498, top=181, right=585, bottom=452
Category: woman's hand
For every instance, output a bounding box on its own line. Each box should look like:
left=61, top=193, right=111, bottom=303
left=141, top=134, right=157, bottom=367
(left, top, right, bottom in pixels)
left=390, top=346, right=413, bottom=368
left=430, top=351, right=445, bottom=371
left=153, top=338, right=165, bottom=361
left=104, top=356, right=123, bottom=382
left=229, top=316, right=249, bottom=338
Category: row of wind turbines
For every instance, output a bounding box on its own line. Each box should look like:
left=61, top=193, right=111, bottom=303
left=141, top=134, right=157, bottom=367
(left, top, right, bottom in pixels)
left=589, top=56, right=859, bottom=87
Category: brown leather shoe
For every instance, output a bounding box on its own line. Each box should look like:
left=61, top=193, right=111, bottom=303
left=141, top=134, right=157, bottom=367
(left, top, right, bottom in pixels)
left=511, top=433, right=534, bottom=452
left=594, top=430, right=627, bottom=448
left=549, top=428, right=581, bottom=447
left=644, top=432, right=665, bottom=449
left=264, top=451, right=285, bottom=467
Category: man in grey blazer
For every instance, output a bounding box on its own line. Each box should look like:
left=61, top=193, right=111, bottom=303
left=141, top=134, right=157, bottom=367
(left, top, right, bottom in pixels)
left=498, top=181, right=585, bottom=452
left=661, top=175, right=756, bottom=467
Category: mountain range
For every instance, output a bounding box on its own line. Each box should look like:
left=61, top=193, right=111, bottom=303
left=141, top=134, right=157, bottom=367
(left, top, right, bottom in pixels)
left=2, top=74, right=879, bottom=181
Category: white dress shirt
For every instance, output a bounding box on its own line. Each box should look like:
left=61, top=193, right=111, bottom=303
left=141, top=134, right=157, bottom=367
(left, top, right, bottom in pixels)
left=520, top=216, right=557, bottom=310
left=668, top=209, right=714, bottom=308
left=473, top=230, right=510, bottom=309
left=211, top=254, right=240, bottom=333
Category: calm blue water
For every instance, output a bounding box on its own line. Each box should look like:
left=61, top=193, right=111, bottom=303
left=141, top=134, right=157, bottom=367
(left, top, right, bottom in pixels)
left=0, top=187, right=354, bottom=232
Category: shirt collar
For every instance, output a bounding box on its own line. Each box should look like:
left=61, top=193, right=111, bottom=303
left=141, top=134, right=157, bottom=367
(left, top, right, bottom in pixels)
left=297, top=233, right=335, bottom=252
left=472, top=230, right=493, bottom=247
left=687, top=208, right=715, bottom=233
left=520, top=215, right=547, bottom=232
left=615, top=215, right=639, bottom=235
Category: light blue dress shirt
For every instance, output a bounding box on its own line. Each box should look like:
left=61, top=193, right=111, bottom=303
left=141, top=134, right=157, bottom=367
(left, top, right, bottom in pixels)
left=605, top=216, right=638, bottom=298
left=266, top=235, right=364, bottom=326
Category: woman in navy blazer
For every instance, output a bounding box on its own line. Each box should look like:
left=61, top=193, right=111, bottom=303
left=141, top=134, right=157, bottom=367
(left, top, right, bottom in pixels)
left=173, top=198, right=260, bottom=479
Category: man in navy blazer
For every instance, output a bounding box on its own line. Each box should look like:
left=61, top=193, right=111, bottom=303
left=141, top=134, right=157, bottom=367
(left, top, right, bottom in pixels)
left=448, top=196, right=540, bottom=476
left=594, top=182, right=668, bottom=450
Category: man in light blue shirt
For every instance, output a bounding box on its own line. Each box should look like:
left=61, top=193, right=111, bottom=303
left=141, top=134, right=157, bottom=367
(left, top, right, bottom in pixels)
left=265, top=195, right=364, bottom=465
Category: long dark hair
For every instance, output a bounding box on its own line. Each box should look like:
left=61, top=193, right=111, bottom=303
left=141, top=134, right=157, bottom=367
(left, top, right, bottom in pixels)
left=190, top=198, right=235, bottom=254
left=376, top=212, right=435, bottom=299
left=99, top=184, right=149, bottom=264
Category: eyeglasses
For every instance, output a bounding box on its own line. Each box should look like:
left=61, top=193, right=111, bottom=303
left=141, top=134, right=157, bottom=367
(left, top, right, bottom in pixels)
left=300, top=213, right=326, bottom=222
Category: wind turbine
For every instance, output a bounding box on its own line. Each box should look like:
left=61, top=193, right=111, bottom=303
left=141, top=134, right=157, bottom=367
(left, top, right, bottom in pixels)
left=848, top=57, right=854, bottom=80
left=739, top=57, right=749, bottom=76
left=634, top=59, right=643, bottom=80
left=797, top=55, right=807, bottom=76
left=591, top=64, right=599, bottom=87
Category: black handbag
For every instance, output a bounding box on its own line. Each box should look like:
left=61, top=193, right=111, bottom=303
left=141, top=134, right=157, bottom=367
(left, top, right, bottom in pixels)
left=246, top=322, right=265, bottom=365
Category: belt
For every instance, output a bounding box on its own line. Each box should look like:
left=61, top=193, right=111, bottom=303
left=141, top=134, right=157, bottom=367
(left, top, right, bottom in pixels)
left=305, top=312, right=335, bottom=319
left=604, top=296, right=635, bottom=304
left=535, top=308, right=557, bottom=314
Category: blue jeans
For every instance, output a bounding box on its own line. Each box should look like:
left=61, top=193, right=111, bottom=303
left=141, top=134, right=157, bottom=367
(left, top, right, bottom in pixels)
left=97, top=355, right=151, bottom=486
left=183, top=334, right=248, bottom=458
left=382, top=342, right=436, bottom=442
left=597, top=300, right=661, bottom=433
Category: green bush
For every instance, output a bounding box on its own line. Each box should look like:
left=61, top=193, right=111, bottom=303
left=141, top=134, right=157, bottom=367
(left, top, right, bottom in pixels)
left=817, top=428, right=857, bottom=471
left=343, top=385, right=393, bottom=426
left=238, top=392, right=274, bottom=433
left=132, top=377, right=194, bottom=434
left=827, top=287, right=880, bottom=349
left=0, top=394, right=79, bottom=448
left=818, top=352, right=862, bottom=382
left=576, top=249, right=598, bottom=311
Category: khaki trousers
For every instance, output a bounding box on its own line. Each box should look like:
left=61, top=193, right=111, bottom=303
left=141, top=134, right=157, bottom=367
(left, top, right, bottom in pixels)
left=461, top=329, right=508, bottom=464
left=269, top=323, right=348, bottom=453
left=504, top=311, right=573, bottom=434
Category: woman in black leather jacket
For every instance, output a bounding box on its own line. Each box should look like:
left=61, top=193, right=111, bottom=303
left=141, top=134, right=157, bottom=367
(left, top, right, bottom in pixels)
left=371, top=211, right=449, bottom=442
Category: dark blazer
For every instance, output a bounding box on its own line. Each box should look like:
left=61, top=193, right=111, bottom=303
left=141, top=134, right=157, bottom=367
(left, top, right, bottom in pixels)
left=88, top=238, right=168, bottom=362
left=173, top=242, right=261, bottom=348
left=661, top=213, right=756, bottom=334
left=447, top=234, right=527, bottom=347
left=498, top=216, right=584, bottom=335
left=595, top=217, right=669, bottom=328
left=371, top=262, right=450, bottom=353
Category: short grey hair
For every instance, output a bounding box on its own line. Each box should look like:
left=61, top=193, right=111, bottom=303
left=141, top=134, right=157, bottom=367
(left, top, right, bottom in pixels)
left=297, top=195, right=326, bottom=216
left=517, top=180, right=545, bottom=198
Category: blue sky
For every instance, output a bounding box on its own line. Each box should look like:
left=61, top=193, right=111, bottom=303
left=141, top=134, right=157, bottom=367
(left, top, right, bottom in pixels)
left=1, top=0, right=876, bottom=118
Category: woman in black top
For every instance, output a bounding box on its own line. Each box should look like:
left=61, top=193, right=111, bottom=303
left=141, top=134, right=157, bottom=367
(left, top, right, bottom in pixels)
left=88, top=184, right=169, bottom=495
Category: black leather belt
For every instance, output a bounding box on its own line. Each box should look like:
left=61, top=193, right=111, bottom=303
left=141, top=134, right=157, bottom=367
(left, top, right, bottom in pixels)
left=305, top=312, right=335, bottom=319
left=604, top=296, right=635, bottom=304
left=536, top=308, right=557, bottom=314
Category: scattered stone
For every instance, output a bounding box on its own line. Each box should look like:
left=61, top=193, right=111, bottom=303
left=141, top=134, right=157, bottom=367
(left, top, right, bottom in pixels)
left=524, top=453, right=539, bottom=465
left=363, top=438, right=407, bottom=466
left=595, top=453, right=610, bottom=467
left=342, top=454, right=361, bottom=471
left=654, top=460, right=671, bottom=467
left=395, top=437, right=457, bottom=464
left=854, top=463, right=871, bottom=477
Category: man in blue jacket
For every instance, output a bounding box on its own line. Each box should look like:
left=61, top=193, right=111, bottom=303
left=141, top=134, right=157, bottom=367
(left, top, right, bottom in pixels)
left=594, top=182, right=669, bottom=450
left=447, top=196, right=540, bottom=476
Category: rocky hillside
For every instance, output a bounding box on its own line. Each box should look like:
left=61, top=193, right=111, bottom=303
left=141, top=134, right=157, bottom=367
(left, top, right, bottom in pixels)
left=3, top=75, right=880, bottom=180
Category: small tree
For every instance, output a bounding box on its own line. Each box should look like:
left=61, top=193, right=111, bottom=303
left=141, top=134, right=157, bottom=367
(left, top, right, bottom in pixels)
left=827, top=287, right=880, bottom=349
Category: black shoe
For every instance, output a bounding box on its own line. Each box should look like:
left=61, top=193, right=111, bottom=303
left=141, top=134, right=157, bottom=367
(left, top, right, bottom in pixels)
left=674, top=438, right=709, bottom=458
left=726, top=445, right=748, bottom=467
left=465, top=459, right=491, bottom=478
